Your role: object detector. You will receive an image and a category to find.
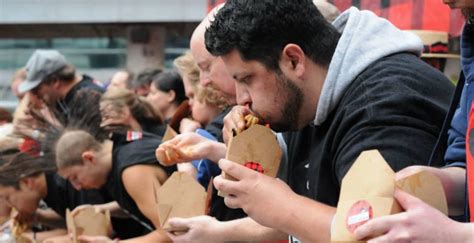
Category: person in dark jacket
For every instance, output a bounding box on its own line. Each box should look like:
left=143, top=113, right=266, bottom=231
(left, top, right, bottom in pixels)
left=353, top=1, right=474, bottom=242
left=207, top=1, right=454, bottom=242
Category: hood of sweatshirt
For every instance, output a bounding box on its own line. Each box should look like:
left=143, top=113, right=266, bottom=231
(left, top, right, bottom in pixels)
left=313, top=7, right=423, bottom=125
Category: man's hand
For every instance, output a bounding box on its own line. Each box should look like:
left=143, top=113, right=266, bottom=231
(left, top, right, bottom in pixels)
left=222, top=106, right=252, bottom=144
left=213, top=159, right=295, bottom=230
left=354, top=189, right=472, bottom=242
left=156, top=133, right=226, bottom=166
left=166, top=216, right=224, bottom=243
left=179, top=118, right=202, bottom=133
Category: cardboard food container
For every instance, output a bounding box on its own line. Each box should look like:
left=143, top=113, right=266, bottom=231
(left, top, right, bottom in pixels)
left=162, top=125, right=178, bottom=142
left=154, top=172, right=210, bottom=234
left=66, top=207, right=111, bottom=243
left=331, top=150, right=448, bottom=242
left=219, top=124, right=282, bottom=197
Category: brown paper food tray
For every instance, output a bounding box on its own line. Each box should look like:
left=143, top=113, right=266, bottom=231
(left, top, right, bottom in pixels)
left=219, top=124, right=282, bottom=197
left=331, top=150, right=448, bottom=242
left=154, top=172, right=208, bottom=232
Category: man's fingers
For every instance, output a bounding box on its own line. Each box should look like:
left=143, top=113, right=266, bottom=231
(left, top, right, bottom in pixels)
left=155, top=147, right=172, bottom=166
left=394, top=166, right=425, bottom=181
left=213, top=174, right=242, bottom=196
left=354, top=214, right=401, bottom=240
left=168, top=217, right=191, bottom=229
left=224, top=195, right=241, bottom=209
left=156, top=144, right=184, bottom=166
left=235, top=110, right=246, bottom=131
left=167, top=218, right=193, bottom=242
left=394, top=188, right=423, bottom=210
left=174, top=146, right=194, bottom=161
left=218, top=159, right=255, bottom=180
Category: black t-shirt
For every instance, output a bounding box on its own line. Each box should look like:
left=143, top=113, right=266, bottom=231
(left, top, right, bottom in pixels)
left=284, top=53, right=454, bottom=206
left=44, top=173, right=106, bottom=218
left=44, top=173, right=146, bottom=239
left=203, top=108, right=248, bottom=221
left=204, top=107, right=230, bottom=142
left=105, top=132, right=176, bottom=230
left=141, top=121, right=167, bottom=137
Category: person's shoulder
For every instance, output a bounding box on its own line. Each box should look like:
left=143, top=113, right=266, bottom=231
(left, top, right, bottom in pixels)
left=344, top=52, right=453, bottom=104
left=114, top=131, right=161, bottom=150
left=113, top=131, right=160, bottom=164
left=361, top=53, right=451, bottom=87
left=204, top=108, right=231, bottom=142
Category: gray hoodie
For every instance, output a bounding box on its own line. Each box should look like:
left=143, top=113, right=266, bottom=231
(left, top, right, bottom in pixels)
left=313, top=7, right=423, bottom=126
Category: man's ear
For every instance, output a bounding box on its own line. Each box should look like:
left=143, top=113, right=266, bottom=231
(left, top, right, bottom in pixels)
left=280, top=44, right=306, bottom=79
left=19, top=177, right=36, bottom=191
left=82, top=150, right=96, bottom=165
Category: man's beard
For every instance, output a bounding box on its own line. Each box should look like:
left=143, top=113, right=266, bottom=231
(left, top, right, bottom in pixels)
left=207, top=82, right=235, bottom=106
left=267, top=71, right=304, bottom=132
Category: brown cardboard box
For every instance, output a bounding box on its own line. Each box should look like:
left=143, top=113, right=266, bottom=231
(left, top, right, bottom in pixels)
left=331, top=150, right=448, bottom=242
left=66, top=207, right=111, bottom=243
left=154, top=172, right=208, bottom=233
left=219, top=124, right=282, bottom=197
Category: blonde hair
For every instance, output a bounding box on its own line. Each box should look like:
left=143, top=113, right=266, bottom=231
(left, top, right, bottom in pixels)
left=173, top=51, right=200, bottom=88
left=101, top=88, right=164, bottom=126
left=195, top=84, right=229, bottom=111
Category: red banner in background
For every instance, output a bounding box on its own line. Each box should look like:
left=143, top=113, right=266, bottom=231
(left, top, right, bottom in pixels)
left=332, top=0, right=464, bottom=37
left=207, top=0, right=465, bottom=37
left=208, top=0, right=226, bottom=13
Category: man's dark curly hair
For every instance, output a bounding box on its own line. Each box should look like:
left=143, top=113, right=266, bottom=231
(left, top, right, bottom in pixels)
left=205, top=0, right=341, bottom=70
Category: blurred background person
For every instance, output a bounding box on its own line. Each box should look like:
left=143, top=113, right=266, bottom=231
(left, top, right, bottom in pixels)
left=107, top=69, right=134, bottom=91
left=131, top=68, right=161, bottom=97
left=146, top=70, right=187, bottom=122
left=100, top=88, right=165, bottom=136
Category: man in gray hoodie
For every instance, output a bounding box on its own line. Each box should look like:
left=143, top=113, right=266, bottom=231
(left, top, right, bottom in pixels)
left=208, top=0, right=454, bottom=242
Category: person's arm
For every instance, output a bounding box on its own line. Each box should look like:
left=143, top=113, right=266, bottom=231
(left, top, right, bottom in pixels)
left=78, top=165, right=171, bottom=243
left=179, top=118, right=202, bottom=133
left=35, top=208, right=65, bottom=229
left=166, top=216, right=288, bottom=242
left=214, top=159, right=335, bottom=242
left=444, top=87, right=470, bottom=168
left=23, top=228, right=67, bottom=243
left=120, top=165, right=171, bottom=242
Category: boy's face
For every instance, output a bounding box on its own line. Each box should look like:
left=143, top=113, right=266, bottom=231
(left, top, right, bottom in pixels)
left=58, top=159, right=108, bottom=190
